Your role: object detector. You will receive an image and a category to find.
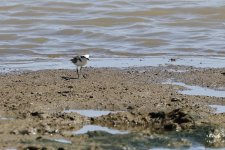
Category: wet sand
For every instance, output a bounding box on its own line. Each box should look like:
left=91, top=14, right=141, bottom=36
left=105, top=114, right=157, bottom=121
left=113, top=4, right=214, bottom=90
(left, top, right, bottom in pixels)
left=1, top=65, right=225, bottom=149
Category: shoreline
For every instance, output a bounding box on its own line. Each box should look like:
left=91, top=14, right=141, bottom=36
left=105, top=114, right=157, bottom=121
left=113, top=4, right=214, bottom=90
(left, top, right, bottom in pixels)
left=1, top=65, right=225, bottom=149
left=2, top=56, right=225, bottom=74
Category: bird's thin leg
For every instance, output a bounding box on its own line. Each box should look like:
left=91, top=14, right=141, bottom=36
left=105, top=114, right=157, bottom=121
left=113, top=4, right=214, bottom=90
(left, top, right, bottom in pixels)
left=76, top=67, right=80, bottom=79
left=80, top=67, right=82, bottom=78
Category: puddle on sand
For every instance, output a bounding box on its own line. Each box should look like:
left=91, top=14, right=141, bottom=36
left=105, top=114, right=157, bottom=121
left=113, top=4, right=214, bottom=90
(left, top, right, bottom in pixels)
left=164, top=81, right=225, bottom=98
left=64, top=110, right=129, bottom=135
left=152, top=147, right=225, bottom=150
left=0, top=117, right=14, bottom=120
left=52, top=139, right=72, bottom=144
left=63, top=109, right=119, bottom=118
left=209, top=105, right=225, bottom=114
left=37, top=137, right=72, bottom=144
left=73, top=125, right=129, bottom=135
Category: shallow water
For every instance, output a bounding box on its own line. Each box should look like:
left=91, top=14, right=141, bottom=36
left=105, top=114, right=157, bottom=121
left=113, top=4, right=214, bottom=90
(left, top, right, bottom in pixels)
left=73, top=125, right=225, bottom=150
left=164, top=81, right=225, bottom=98
left=63, top=109, right=114, bottom=118
left=52, top=139, right=72, bottom=144
left=2, top=56, right=225, bottom=73
left=74, top=125, right=129, bottom=135
left=38, top=138, right=72, bottom=144
left=65, top=110, right=129, bottom=134
left=65, top=109, right=129, bottom=134
left=0, top=117, right=14, bottom=120
left=0, top=0, right=225, bottom=68
left=210, top=105, right=225, bottom=114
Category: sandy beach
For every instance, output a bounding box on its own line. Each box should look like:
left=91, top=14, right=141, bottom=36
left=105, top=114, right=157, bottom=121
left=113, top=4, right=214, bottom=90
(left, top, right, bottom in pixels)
left=1, top=65, right=225, bottom=149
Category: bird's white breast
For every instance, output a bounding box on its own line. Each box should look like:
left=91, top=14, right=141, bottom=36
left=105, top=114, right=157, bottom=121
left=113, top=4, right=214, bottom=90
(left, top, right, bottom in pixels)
left=76, top=59, right=88, bottom=67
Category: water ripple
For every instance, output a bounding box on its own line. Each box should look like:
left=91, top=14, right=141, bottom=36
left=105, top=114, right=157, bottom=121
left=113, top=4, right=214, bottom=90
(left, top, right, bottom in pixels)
left=0, top=0, right=224, bottom=62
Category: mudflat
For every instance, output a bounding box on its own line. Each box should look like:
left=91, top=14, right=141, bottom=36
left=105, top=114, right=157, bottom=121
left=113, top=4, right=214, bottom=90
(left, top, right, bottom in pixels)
left=1, top=65, right=225, bottom=149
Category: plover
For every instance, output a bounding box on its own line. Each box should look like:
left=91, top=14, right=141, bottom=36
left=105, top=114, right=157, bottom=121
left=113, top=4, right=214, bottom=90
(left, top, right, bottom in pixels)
left=71, top=54, right=89, bottom=78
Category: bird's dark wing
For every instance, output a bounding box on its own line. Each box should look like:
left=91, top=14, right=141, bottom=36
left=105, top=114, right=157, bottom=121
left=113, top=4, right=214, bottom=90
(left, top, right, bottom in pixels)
left=78, top=56, right=82, bottom=61
left=81, top=56, right=89, bottom=60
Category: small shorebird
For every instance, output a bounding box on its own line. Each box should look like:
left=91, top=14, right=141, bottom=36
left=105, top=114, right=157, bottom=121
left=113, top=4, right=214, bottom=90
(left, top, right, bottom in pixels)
left=71, top=54, right=89, bottom=79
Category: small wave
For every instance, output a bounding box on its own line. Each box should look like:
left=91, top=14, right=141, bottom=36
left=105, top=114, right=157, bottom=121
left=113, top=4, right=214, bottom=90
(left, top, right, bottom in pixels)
left=0, top=19, right=40, bottom=25
left=134, top=38, right=169, bottom=47
left=55, top=29, right=83, bottom=36
left=76, top=17, right=147, bottom=27
left=0, top=4, right=24, bottom=11
left=0, top=34, right=21, bottom=41
left=23, top=37, right=49, bottom=43
left=10, top=11, right=47, bottom=17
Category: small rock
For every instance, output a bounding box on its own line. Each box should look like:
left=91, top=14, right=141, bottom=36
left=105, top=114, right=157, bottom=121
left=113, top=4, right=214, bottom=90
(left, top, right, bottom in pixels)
left=149, top=111, right=165, bottom=119
left=30, top=112, right=49, bottom=119
left=30, top=111, right=41, bottom=116
left=10, top=130, right=19, bottom=135
left=83, top=74, right=88, bottom=79
left=164, top=123, right=177, bottom=131
left=36, top=136, right=42, bottom=140
left=23, top=146, right=40, bottom=150
left=171, top=98, right=181, bottom=102
left=23, top=146, right=49, bottom=150
left=168, top=109, right=195, bottom=129
left=68, top=86, right=73, bottom=89
left=127, top=106, right=134, bottom=110
left=19, top=129, right=30, bottom=135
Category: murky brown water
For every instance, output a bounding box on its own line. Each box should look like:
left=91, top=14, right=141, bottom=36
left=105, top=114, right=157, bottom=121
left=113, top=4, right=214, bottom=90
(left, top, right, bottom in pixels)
left=0, top=0, right=225, bottom=64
